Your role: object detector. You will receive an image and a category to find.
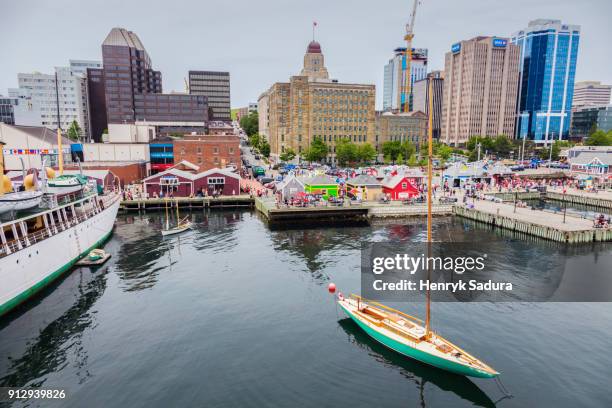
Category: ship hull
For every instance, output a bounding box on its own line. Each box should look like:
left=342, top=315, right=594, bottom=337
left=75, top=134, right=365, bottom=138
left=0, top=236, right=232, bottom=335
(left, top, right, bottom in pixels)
left=0, top=196, right=120, bottom=317
left=340, top=303, right=496, bottom=378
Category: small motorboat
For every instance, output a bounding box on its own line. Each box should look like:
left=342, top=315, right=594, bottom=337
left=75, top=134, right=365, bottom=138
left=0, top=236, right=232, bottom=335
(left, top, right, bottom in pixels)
left=76, top=248, right=111, bottom=266
left=46, top=174, right=88, bottom=195
left=88, top=249, right=107, bottom=261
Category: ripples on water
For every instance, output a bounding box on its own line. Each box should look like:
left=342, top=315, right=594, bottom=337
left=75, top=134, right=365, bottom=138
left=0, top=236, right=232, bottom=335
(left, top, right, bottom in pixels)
left=0, top=210, right=611, bottom=407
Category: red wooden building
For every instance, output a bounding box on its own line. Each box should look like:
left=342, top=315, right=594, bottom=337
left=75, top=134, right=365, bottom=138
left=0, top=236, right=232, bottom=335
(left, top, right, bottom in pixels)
left=193, top=168, right=241, bottom=196
left=143, top=167, right=241, bottom=198
left=381, top=174, right=420, bottom=200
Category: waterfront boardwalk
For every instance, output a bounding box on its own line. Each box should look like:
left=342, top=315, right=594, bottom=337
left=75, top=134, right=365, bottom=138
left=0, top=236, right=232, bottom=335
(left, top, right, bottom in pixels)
left=489, top=187, right=612, bottom=210
left=120, top=196, right=254, bottom=211
left=119, top=194, right=611, bottom=242
left=454, top=199, right=612, bottom=243
left=254, top=197, right=453, bottom=222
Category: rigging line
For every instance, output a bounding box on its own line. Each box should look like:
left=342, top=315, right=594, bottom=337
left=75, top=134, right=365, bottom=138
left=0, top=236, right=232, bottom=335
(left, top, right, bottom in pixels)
left=493, top=376, right=514, bottom=402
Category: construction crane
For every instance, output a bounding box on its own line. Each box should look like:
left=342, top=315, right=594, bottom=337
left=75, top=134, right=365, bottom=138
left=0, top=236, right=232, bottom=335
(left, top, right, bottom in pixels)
left=399, top=0, right=421, bottom=113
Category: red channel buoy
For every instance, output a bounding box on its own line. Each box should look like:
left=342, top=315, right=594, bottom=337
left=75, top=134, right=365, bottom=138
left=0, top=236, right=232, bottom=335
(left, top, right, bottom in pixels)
left=328, top=283, right=336, bottom=294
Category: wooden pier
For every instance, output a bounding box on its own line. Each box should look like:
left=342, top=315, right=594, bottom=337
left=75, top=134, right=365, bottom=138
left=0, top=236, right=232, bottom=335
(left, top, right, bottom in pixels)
left=489, top=189, right=612, bottom=210
left=255, top=197, right=453, bottom=223
left=120, top=196, right=255, bottom=212
left=545, top=191, right=612, bottom=210
left=453, top=202, right=612, bottom=243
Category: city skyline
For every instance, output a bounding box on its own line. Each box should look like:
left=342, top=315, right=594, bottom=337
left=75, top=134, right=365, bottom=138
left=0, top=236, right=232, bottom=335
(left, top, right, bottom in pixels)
left=2, top=0, right=611, bottom=110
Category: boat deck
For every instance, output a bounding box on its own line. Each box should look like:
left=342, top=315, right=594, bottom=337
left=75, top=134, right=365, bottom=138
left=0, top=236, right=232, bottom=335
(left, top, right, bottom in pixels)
left=341, top=296, right=498, bottom=377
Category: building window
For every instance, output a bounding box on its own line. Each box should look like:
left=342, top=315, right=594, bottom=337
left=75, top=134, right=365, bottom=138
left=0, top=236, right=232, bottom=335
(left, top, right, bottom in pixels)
left=208, top=177, right=225, bottom=185
left=401, top=182, right=407, bottom=189
left=197, top=147, right=202, bottom=154
left=213, top=147, right=219, bottom=154
left=197, top=157, right=203, bottom=164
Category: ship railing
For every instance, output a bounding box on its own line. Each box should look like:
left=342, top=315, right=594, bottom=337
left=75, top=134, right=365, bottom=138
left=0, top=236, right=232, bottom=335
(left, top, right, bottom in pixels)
left=0, top=192, right=119, bottom=259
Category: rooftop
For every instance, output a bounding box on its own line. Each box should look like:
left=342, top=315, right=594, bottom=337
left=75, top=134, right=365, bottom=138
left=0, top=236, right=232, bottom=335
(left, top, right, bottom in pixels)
left=307, top=41, right=322, bottom=54
left=103, top=27, right=146, bottom=50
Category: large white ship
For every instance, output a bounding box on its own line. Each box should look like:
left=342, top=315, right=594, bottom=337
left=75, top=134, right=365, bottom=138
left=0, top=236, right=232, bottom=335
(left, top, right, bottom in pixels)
left=0, top=186, right=120, bottom=317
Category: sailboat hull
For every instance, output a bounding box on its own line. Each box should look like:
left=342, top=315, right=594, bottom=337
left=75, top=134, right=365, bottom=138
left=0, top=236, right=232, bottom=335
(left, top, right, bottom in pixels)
left=339, top=303, right=497, bottom=378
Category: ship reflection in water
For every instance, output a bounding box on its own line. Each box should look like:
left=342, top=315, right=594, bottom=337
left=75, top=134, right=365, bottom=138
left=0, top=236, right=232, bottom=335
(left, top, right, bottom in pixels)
left=0, top=211, right=611, bottom=407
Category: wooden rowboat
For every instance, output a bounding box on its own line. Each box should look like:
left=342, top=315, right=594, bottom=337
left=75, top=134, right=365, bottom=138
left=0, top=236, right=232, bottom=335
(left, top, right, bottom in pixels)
left=161, top=221, right=192, bottom=236
left=338, top=294, right=499, bottom=379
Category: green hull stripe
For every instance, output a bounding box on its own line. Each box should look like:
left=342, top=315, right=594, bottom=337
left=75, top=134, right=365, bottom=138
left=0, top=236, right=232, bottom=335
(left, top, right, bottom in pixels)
left=0, top=229, right=114, bottom=318
left=340, top=304, right=496, bottom=378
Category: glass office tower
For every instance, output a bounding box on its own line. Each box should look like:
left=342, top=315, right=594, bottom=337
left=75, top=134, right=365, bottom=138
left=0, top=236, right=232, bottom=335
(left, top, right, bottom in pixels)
left=512, top=19, right=580, bottom=144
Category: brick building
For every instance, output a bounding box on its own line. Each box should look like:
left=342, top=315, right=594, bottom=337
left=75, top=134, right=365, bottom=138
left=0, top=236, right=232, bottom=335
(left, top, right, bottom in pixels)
left=376, top=111, right=428, bottom=153
left=172, top=135, right=240, bottom=172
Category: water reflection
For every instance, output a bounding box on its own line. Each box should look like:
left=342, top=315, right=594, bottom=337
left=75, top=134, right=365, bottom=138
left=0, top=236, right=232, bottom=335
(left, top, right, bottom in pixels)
left=0, top=269, right=107, bottom=388
left=337, top=318, right=496, bottom=408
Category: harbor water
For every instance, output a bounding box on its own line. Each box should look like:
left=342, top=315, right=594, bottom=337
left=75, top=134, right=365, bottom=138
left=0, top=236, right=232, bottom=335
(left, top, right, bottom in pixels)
left=1, top=211, right=611, bottom=407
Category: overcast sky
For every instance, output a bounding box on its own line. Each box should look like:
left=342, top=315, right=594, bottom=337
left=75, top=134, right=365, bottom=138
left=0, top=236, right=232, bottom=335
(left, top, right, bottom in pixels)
left=2, top=0, right=611, bottom=109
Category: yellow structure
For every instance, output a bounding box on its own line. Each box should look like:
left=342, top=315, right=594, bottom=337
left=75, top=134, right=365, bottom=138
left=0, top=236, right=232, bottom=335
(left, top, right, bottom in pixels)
left=258, top=40, right=376, bottom=164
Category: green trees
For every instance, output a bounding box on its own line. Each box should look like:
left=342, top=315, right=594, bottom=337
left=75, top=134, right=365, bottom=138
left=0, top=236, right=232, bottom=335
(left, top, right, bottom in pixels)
left=335, top=139, right=358, bottom=166
left=382, top=141, right=402, bottom=162
left=279, top=148, right=296, bottom=162
left=240, top=112, right=259, bottom=136
left=433, top=142, right=453, bottom=160
left=466, top=135, right=515, bottom=160
left=67, top=120, right=81, bottom=141
left=247, top=132, right=270, bottom=157
left=259, top=140, right=271, bottom=158
left=357, top=143, right=377, bottom=163
left=334, top=139, right=377, bottom=166
left=584, top=130, right=612, bottom=146
left=248, top=133, right=262, bottom=149
left=381, top=140, right=417, bottom=164
left=303, top=137, right=328, bottom=162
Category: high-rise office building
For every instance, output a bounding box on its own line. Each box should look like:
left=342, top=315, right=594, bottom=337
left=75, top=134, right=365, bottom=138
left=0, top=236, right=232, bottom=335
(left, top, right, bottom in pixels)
left=512, top=19, right=580, bottom=143
left=0, top=97, right=17, bottom=125
left=10, top=66, right=91, bottom=139
left=572, top=81, right=611, bottom=108
left=571, top=105, right=612, bottom=138
left=188, top=71, right=231, bottom=121
left=375, top=111, right=427, bottom=153
left=382, top=48, right=428, bottom=112
left=412, top=71, right=444, bottom=139
left=259, top=40, right=375, bottom=163
left=69, top=60, right=102, bottom=76
left=441, top=37, right=520, bottom=146
left=89, top=28, right=209, bottom=140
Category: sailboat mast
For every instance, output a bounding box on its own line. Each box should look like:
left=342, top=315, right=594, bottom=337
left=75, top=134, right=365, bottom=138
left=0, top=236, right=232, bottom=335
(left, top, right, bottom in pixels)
left=165, top=198, right=169, bottom=230
left=55, top=72, right=64, bottom=175
left=425, top=77, right=434, bottom=336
